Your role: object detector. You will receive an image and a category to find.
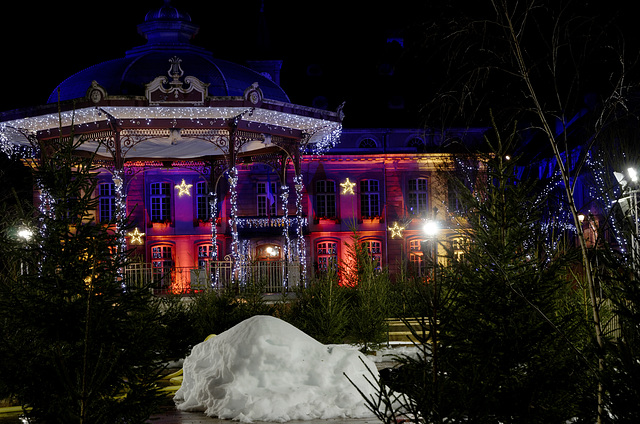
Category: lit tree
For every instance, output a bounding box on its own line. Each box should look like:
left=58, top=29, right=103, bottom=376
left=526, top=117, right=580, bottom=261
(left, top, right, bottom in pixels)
left=0, top=134, right=166, bottom=423
left=415, top=1, right=639, bottom=421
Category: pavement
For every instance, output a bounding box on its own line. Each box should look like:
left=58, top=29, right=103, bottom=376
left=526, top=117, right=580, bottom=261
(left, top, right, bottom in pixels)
left=147, top=406, right=380, bottom=424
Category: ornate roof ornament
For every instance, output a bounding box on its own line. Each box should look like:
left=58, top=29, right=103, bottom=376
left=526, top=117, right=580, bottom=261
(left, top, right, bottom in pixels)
left=243, top=82, right=264, bottom=105
left=145, top=56, right=209, bottom=105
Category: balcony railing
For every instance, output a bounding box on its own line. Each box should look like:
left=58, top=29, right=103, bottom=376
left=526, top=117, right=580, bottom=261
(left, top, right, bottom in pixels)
left=124, top=260, right=302, bottom=295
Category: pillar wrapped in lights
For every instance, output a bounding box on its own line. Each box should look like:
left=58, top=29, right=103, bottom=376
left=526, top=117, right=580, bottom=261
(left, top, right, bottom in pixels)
left=227, top=167, right=241, bottom=282
left=294, top=174, right=307, bottom=283
left=280, top=183, right=290, bottom=288
left=209, top=191, right=219, bottom=287
left=112, top=169, right=128, bottom=286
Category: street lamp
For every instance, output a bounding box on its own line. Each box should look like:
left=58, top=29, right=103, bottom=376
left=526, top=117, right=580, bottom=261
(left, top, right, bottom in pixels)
left=422, top=219, right=441, bottom=410
left=14, top=224, right=34, bottom=275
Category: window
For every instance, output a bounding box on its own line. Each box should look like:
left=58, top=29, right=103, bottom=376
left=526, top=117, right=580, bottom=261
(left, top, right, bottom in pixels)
left=409, top=239, right=424, bottom=275
left=451, top=237, right=467, bottom=263
left=151, top=245, right=173, bottom=287
left=447, top=179, right=464, bottom=213
left=358, top=138, right=376, bottom=148
left=197, top=244, right=214, bottom=268
left=150, top=182, right=171, bottom=222
left=316, top=180, right=336, bottom=219
left=407, top=137, right=425, bottom=152
left=99, top=182, right=115, bottom=222
left=408, top=178, right=428, bottom=215
left=360, top=180, right=380, bottom=218
left=257, top=181, right=277, bottom=217
left=316, top=241, right=338, bottom=272
left=362, top=240, right=382, bottom=270
left=196, top=182, right=211, bottom=221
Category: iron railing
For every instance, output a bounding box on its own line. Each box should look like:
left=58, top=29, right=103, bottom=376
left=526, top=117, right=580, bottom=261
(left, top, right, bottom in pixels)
left=124, top=260, right=302, bottom=294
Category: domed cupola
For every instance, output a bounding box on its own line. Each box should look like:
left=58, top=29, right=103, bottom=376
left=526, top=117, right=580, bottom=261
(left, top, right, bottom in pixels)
left=131, top=0, right=201, bottom=53
left=47, top=1, right=290, bottom=103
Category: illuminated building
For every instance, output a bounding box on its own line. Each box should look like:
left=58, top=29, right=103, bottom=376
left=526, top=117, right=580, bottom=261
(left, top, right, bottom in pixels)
left=0, top=3, right=485, bottom=292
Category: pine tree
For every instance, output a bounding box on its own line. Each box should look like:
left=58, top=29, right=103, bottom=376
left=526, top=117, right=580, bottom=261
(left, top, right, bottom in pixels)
left=361, top=125, right=593, bottom=423
left=0, top=135, right=166, bottom=423
left=289, top=266, right=350, bottom=344
left=342, top=229, right=391, bottom=352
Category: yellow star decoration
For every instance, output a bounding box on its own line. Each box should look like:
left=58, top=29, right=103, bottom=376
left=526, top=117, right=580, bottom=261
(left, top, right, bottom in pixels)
left=127, top=227, right=146, bottom=245
left=175, top=179, right=193, bottom=196
left=388, top=222, right=405, bottom=238
left=340, top=178, right=356, bottom=195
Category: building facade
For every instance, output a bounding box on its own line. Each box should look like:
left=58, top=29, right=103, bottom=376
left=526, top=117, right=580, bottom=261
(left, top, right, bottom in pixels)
left=0, top=3, right=486, bottom=293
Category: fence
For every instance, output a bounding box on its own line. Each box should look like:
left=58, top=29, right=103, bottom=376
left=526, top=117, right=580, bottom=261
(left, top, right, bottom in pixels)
left=124, top=260, right=302, bottom=294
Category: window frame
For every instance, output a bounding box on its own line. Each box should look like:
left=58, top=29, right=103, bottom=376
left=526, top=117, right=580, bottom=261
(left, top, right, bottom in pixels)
left=315, top=179, right=337, bottom=219
left=360, top=179, right=380, bottom=219
left=361, top=239, right=383, bottom=270
left=407, top=177, right=429, bottom=216
left=98, top=182, right=116, bottom=223
left=195, top=181, right=211, bottom=221
left=316, top=240, right=338, bottom=272
left=257, top=181, right=277, bottom=217
left=150, top=182, right=171, bottom=222
left=150, top=244, right=173, bottom=287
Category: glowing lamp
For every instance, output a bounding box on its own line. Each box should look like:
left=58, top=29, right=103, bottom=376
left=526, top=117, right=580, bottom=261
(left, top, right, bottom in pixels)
left=17, top=227, right=33, bottom=241
left=423, top=220, right=440, bottom=237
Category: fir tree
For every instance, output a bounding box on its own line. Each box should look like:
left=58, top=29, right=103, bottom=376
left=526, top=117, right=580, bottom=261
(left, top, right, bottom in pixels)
left=362, top=125, right=593, bottom=423
left=0, top=135, right=166, bottom=423
left=437, top=126, right=593, bottom=423
left=342, top=229, right=391, bottom=352
left=289, top=266, right=350, bottom=344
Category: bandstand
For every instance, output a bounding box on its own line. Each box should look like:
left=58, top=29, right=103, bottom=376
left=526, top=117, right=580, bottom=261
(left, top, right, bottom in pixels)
left=0, top=3, right=342, bottom=293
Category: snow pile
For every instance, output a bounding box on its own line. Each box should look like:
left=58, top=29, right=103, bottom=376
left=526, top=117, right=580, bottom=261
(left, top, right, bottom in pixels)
left=174, top=315, right=380, bottom=422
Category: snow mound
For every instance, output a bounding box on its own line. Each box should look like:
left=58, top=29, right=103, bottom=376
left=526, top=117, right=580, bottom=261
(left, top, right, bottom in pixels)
left=174, top=315, right=379, bottom=422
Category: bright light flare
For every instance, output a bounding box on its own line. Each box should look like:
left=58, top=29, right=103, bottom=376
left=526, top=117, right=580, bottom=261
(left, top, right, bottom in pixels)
left=17, top=228, right=33, bottom=241
left=423, top=220, right=440, bottom=236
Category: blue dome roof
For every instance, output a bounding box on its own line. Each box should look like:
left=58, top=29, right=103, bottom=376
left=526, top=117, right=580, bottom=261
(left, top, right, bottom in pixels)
left=48, top=2, right=289, bottom=104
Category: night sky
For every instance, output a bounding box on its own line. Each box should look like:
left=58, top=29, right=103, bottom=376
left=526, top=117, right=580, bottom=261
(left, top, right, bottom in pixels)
left=0, top=0, right=428, bottom=127
left=1, top=1, right=637, bottom=129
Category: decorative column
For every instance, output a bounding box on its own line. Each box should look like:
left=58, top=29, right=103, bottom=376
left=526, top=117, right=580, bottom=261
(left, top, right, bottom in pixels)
left=227, top=166, right=241, bottom=283
left=294, top=173, right=306, bottom=284
left=280, top=183, right=290, bottom=288
left=209, top=190, right=219, bottom=287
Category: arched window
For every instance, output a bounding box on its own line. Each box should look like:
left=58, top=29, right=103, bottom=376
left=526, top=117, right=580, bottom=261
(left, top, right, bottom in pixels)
left=408, top=239, right=424, bottom=275
left=361, top=239, right=383, bottom=270
left=358, top=138, right=377, bottom=148
left=150, top=244, right=173, bottom=288
left=197, top=243, right=214, bottom=268
left=316, top=240, right=338, bottom=272
left=407, top=137, right=425, bottom=151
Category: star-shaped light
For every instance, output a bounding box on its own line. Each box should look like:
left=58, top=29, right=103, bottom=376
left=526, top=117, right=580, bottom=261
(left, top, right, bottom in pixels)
left=340, top=178, right=356, bottom=195
left=175, top=179, right=193, bottom=196
left=388, top=222, right=405, bottom=238
left=127, top=227, right=145, bottom=245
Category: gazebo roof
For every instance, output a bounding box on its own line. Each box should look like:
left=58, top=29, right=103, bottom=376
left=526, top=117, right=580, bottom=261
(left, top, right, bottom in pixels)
left=0, top=2, right=342, bottom=159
